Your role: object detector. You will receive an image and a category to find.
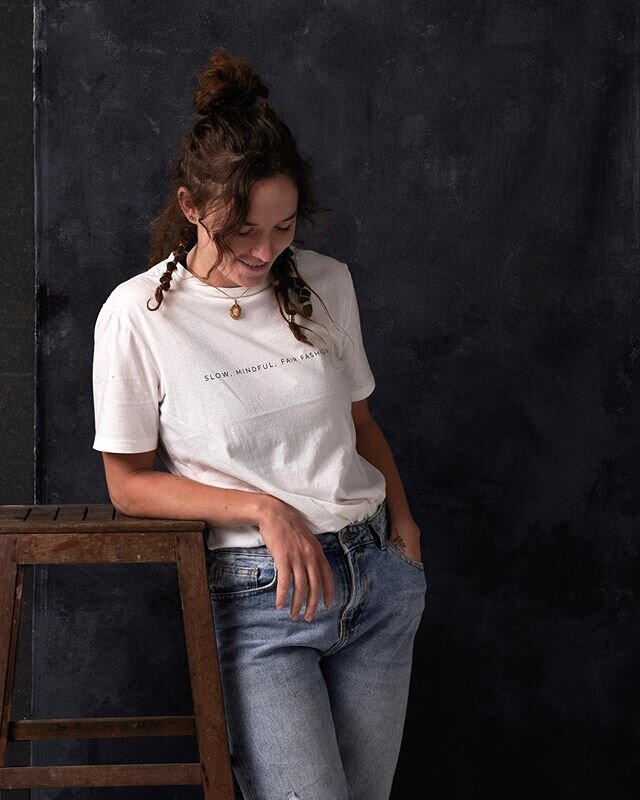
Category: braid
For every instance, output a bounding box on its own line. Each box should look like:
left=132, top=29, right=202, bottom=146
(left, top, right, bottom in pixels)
left=271, top=247, right=337, bottom=348
left=146, top=241, right=188, bottom=311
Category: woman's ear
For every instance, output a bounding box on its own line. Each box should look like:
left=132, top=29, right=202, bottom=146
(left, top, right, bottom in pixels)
left=177, top=186, right=198, bottom=223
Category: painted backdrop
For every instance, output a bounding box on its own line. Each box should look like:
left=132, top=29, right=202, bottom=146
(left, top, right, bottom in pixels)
left=33, top=1, right=639, bottom=798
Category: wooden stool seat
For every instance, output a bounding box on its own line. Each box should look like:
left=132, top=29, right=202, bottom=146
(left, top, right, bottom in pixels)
left=0, top=503, right=234, bottom=798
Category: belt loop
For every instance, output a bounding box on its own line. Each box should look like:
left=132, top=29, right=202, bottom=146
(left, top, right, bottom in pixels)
left=369, top=499, right=388, bottom=550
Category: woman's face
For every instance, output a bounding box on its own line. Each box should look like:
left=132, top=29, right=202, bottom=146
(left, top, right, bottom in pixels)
left=193, top=174, right=298, bottom=288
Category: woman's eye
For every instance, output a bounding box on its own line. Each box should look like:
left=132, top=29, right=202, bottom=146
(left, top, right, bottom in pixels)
left=237, top=224, right=294, bottom=236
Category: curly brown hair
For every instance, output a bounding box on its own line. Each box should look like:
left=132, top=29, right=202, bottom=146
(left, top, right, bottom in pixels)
left=146, top=48, right=331, bottom=345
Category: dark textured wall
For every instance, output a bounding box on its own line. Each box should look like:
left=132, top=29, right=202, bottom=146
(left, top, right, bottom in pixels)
left=28, top=1, right=640, bottom=798
left=2, top=2, right=34, bottom=799
left=1, top=4, right=34, bottom=507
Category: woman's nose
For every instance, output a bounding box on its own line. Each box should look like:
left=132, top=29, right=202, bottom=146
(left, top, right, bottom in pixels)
left=250, top=236, right=276, bottom=263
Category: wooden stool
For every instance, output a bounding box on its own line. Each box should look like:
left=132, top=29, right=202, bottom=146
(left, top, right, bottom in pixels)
left=0, top=504, right=234, bottom=798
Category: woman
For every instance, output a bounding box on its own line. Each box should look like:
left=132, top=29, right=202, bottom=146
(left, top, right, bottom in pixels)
left=92, top=48, right=426, bottom=800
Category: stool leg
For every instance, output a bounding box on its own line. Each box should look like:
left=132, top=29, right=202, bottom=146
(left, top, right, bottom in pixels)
left=0, top=536, right=20, bottom=769
left=175, top=533, right=235, bottom=800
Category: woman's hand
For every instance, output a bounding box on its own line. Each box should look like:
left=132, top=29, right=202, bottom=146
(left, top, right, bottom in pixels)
left=256, top=497, right=335, bottom=622
left=388, top=515, right=422, bottom=563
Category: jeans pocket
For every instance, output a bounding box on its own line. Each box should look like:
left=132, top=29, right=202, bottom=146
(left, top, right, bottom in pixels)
left=207, top=547, right=277, bottom=599
left=383, top=512, right=424, bottom=570
left=386, top=539, right=425, bottom=571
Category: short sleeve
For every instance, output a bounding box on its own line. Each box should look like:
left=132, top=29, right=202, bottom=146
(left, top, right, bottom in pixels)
left=92, top=302, right=161, bottom=453
left=340, top=267, right=376, bottom=402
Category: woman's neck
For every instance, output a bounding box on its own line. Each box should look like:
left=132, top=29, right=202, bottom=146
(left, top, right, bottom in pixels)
left=185, top=244, right=242, bottom=288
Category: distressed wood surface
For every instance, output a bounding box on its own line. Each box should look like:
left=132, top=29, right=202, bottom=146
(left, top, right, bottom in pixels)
left=9, top=715, right=196, bottom=740
left=0, top=506, right=232, bottom=796
left=17, top=532, right=180, bottom=564
left=0, top=504, right=206, bottom=533
left=0, top=564, right=23, bottom=764
left=0, top=536, right=19, bottom=768
left=176, top=533, right=235, bottom=799
left=0, top=763, right=202, bottom=788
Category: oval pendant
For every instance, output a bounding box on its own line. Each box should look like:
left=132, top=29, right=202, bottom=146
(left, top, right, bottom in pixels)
left=230, top=302, right=242, bottom=320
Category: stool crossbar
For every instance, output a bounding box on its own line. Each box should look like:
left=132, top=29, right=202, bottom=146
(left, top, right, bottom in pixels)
left=0, top=503, right=234, bottom=798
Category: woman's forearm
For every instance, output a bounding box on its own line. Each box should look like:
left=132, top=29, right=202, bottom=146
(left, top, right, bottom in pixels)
left=354, top=417, right=422, bottom=561
left=113, top=420, right=413, bottom=532
left=354, top=418, right=415, bottom=524
left=114, top=468, right=273, bottom=528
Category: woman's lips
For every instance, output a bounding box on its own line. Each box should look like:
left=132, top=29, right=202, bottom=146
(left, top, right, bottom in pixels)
left=238, top=258, right=269, bottom=270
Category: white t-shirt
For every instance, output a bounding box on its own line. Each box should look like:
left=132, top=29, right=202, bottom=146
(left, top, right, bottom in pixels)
left=92, top=247, right=386, bottom=549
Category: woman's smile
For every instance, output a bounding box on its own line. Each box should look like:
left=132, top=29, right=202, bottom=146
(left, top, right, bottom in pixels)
left=237, top=256, right=270, bottom=270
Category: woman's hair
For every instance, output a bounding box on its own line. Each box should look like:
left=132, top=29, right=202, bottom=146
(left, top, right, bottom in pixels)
left=146, top=48, right=331, bottom=345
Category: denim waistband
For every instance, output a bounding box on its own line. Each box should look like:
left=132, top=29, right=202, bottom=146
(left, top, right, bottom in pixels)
left=315, top=499, right=389, bottom=553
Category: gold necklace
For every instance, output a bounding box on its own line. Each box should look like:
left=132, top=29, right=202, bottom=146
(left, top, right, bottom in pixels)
left=212, top=284, right=261, bottom=319
left=213, top=283, right=273, bottom=319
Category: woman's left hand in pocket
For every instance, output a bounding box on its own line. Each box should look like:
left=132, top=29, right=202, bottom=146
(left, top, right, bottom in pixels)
left=389, top=516, right=422, bottom=563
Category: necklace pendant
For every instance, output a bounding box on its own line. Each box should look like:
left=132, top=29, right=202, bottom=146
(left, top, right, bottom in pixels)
left=230, top=301, right=242, bottom=320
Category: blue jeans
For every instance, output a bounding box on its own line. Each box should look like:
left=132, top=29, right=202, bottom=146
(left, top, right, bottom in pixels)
left=205, top=499, right=426, bottom=800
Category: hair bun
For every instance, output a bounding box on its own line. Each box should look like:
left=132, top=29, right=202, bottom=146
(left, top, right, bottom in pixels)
left=193, top=48, right=269, bottom=115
